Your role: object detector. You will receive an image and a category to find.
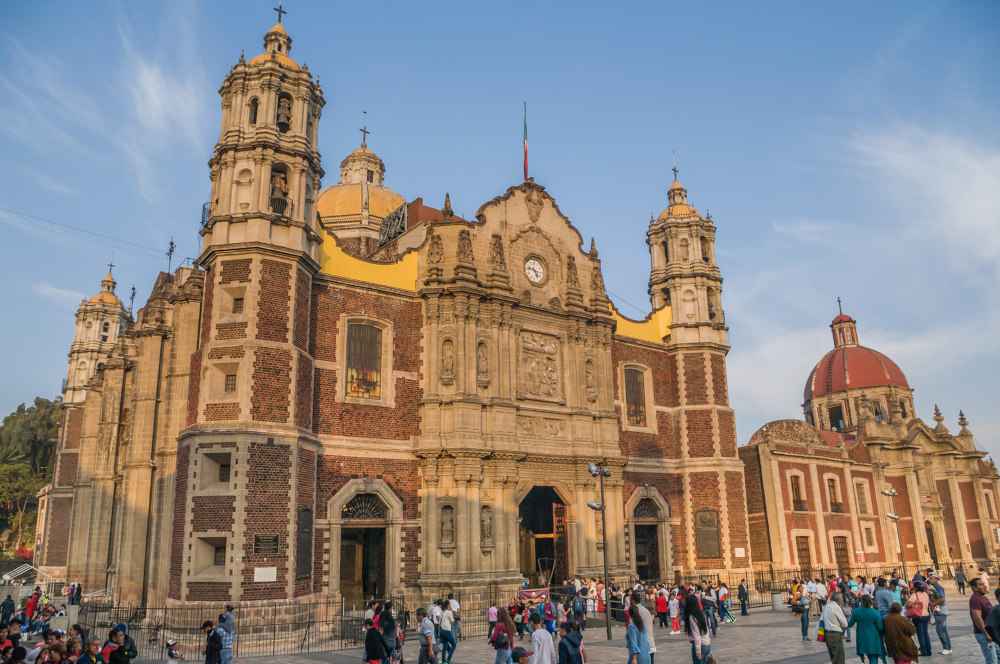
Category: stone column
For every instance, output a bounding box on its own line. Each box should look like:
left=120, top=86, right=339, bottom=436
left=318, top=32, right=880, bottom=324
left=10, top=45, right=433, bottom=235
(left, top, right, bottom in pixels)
left=494, top=479, right=508, bottom=571
left=425, top=480, right=439, bottom=576
left=904, top=473, right=928, bottom=563
left=575, top=484, right=590, bottom=570
left=808, top=463, right=830, bottom=563
left=456, top=477, right=470, bottom=573
left=506, top=482, right=519, bottom=576
left=470, top=479, right=482, bottom=573
left=949, top=476, right=972, bottom=560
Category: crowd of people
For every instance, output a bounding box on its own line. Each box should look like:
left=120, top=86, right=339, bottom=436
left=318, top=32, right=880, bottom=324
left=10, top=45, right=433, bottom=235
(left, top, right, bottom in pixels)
left=787, top=564, right=1000, bottom=664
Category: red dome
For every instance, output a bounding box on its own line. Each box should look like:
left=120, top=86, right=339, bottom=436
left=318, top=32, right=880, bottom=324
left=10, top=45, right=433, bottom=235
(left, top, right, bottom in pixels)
left=804, top=345, right=909, bottom=401
left=832, top=314, right=853, bottom=324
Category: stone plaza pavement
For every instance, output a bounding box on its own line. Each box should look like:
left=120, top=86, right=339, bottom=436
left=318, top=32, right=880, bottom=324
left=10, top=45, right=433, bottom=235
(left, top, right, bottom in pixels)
left=241, top=602, right=986, bottom=664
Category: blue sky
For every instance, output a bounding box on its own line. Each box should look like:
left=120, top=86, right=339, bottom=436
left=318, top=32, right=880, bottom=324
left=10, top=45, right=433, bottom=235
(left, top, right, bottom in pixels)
left=2, top=1, right=998, bottom=457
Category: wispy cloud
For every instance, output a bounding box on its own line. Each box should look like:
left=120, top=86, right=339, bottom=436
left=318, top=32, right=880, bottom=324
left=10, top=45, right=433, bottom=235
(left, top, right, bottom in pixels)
left=22, top=170, right=80, bottom=197
left=771, top=218, right=837, bottom=243
left=32, top=282, right=84, bottom=304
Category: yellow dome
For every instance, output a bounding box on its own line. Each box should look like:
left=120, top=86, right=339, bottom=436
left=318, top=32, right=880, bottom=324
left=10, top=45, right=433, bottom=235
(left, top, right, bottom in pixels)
left=657, top=203, right=700, bottom=220
left=89, top=292, right=122, bottom=305
left=248, top=51, right=299, bottom=69
left=317, top=183, right=406, bottom=224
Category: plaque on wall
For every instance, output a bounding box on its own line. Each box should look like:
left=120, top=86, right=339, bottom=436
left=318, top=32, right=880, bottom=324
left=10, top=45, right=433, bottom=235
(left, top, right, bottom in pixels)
left=253, top=534, right=280, bottom=555
left=253, top=566, right=277, bottom=583
left=695, top=509, right=721, bottom=559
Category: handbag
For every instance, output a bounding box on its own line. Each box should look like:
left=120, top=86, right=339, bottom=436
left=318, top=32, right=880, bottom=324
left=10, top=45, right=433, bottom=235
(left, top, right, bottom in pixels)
left=492, top=630, right=509, bottom=650
left=817, top=618, right=826, bottom=642
left=513, top=612, right=523, bottom=623
left=906, top=600, right=923, bottom=619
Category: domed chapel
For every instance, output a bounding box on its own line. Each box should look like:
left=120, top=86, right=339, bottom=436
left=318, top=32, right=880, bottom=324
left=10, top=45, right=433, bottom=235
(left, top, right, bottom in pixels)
left=35, top=16, right=751, bottom=607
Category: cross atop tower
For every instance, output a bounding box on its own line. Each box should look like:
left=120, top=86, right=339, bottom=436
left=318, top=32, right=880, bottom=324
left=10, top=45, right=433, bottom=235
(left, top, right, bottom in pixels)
left=672, top=151, right=679, bottom=181
left=107, top=258, right=115, bottom=274
left=837, top=296, right=843, bottom=315
left=360, top=124, right=370, bottom=148
left=273, top=1, right=287, bottom=23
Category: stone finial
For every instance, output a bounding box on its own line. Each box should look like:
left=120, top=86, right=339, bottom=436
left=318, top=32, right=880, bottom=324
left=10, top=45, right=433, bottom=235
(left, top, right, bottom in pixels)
left=442, top=193, right=453, bottom=220
left=933, top=404, right=949, bottom=434
left=239, top=49, right=245, bottom=62
left=959, top=410, right=971, bottom=436
left=589, top=238, right=598, bottom=259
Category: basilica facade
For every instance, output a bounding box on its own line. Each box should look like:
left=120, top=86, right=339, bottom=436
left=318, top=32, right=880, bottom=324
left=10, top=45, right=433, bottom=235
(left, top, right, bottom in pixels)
left=35, top=19, right=750, bottom=606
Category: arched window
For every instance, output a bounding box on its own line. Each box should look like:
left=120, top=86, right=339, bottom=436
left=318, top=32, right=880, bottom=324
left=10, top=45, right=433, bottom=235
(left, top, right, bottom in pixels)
left=235, top=169, right=253, bottom=211
left=102, top=322, right=110, bottom=332
left=346, top=324, right=382, bottom=399
left=662, top=241, right=669, bottom=264
left=624, top=367, right=647, bottom=427
left=296, top=507, right=313, bottom=579
left=700, top=236, right=711, bottom=262
left=248, top=97, right=258, bottom=126
left=633, top=498, right=661, bottom=520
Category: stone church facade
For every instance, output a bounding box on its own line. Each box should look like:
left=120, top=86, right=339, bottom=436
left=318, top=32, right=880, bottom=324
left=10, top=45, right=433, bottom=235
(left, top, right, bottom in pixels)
left=35, top=19, right=750, bottom=606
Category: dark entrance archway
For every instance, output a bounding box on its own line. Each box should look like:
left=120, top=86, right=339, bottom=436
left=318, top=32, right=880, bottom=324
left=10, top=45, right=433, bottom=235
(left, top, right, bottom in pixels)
left=925, top=521, right=939, bottom=568
left=339, top=493, right=388, bottom=600
left=518, top=487, right=567, bottom=586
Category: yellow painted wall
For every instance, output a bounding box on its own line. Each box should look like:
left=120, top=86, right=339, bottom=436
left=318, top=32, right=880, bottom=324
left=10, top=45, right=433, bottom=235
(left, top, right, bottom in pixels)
left=317, top=230, right=418, bottom=292
left=610, top=303, right=671, bottom=344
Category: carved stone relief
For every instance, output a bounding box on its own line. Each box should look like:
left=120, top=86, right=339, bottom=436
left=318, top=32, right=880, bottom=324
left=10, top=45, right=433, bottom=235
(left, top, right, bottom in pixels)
left=428, top=232, right=444, bottom=264
left=488, top=234, right=506, bottom=269
left=516, top=331, right=562, bottom=402
left=566, top=255, right=579, bottom=290
left=585, top=359, right=598, bottom=403
left=517, top=416, right=567, bottom=438
left=525, top=188, right=543, bottom=223
left=477, top=341, right=490, bottom=389
left=457, top=229, right=474, bottom=263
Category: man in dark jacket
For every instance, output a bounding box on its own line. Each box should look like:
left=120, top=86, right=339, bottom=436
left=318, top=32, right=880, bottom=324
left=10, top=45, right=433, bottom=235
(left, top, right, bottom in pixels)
left=1, top=595, right=15, bottom=627
left=556, top=622, right=583, bottom=664
left=738, top=580, right=750, bottom=616
left=201, top=621, right=222, bottom=664
left=114, top=623, right=137, bottom=662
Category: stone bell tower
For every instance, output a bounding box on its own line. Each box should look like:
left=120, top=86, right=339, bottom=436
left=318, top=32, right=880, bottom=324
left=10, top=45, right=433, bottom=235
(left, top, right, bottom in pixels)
left=174, top=14, right=326, bottom=604
left=201, top=19, right=325, bottom=258
left=646, top=170, right=726, bottom=344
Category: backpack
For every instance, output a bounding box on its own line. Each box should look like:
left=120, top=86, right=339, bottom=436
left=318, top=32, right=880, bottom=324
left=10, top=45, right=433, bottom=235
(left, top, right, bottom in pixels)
left=492, top=630, right=509, bottom=650
left=573, top=596, right=584, bottom=614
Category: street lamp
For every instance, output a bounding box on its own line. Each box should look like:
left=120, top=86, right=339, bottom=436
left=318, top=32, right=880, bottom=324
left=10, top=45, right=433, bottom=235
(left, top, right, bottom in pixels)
left=882, top=487, right=906, bottom=579
left=587, top=461, right=613, bottom=641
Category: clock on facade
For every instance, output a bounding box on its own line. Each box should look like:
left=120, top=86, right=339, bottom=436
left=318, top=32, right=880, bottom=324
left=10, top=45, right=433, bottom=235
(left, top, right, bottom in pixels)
left=524, top=258, right=545, bottom=283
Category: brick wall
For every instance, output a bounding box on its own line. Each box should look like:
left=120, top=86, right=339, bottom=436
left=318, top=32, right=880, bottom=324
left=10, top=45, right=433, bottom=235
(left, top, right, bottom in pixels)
left=42, top=496, right=73, bottom=566
left=690, top=471, right=722, bottom=566
left=256, top=259, right=291, bottom=342
left=241, top=441, right=292, bottom=600
left=710, top=354, right=728, bottom=406
left=192, top=495, right=236, bottom=531
left=296, top=354, right=313, bottom=430
left=739, top=447, right=771, bottom=562
left=169, top=444, right=190, bottom=599
left=295, top=448, right=316, bottom=597
left=251, top=347, right=291, bottom=423
left=56, top=451, right=78, bottom=488
left=683, top=353, right=708, bottom=405
left=187, top=351, right=202, bottom=426
left=686, top=410, right=714, bottom=457
left=611, top=339, right=681, bottom=459
left=205, top=403, right=240, bottom=421
left=309, top=283, right=423, bottom=439
left=200, top=266, right=214, bottom=347
left=960, top=481, right=987, bottom=557
left=718, top=411, right=737, bottom=457
left=186, top=582, right=231, bottom=602
left=215, top=321, right=248, bottom=340
left=62, top=408, right=82, bottom=450
left=726, top=470, right=750, bottom=566
left=220, top=259, right=251, bottom=284
left=623, top=473, right=685, bottom=567
left=207, top=346, right=246, bottom=360
left=293, top=269, right=310, bottom=351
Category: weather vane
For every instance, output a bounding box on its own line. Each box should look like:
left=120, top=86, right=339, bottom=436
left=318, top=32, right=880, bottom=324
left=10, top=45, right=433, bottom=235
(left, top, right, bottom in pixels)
left=167, top=238, right=176, bottom=272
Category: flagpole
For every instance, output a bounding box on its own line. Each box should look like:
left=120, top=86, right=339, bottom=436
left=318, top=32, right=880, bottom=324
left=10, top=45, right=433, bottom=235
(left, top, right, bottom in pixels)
left=523, top=102, right=528, bottom=182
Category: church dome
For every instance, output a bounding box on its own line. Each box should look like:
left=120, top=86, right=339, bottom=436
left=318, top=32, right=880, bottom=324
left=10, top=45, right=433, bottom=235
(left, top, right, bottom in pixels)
left=89, top=272, right=123, bottom=306
left=248, top=22, right=299, bottom=69
left=657, top=178, right=700, bottom=220
left=317, top=143, right=406, bottom=225
left=803, top=313, right=909, bottom=401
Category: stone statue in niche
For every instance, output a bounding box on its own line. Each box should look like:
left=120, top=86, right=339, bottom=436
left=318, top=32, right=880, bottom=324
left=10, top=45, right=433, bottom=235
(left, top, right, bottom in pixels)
left=440, top=506, right=454, bottom=545
left=488, top=234, right=506, bottom=268
left=477, top=343, right=489, bottom=388
left=457, top=229, right=474, bottom=263
left=480, top=505, right=493, bottom=542
left=441, top=339, right=455, bottom=385
left=525, top=188, right=543, bottom=222
left=566, top=255, right=579, bottom=290
left=590, top=264, right=605, bottom=294
left=680, top=238, right=690, bottom=261
left=270, top=171, right=288, bottom=198
left=428, top=232, right=444, bottom=264
left=585, top=360, right=597, bottom=402
left=276, top=96, right=292, bottom=126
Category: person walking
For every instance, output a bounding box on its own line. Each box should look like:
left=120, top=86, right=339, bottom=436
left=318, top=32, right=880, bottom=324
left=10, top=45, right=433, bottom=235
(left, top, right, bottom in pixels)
left=439, top=602, right=458, bottom=664
left=625, top=605, right=651, bottom=664
left=684, top=595, right=710, bottom=664
left=669, top=593, right=681, bottom=634
left=489, top=608, right=516, bottom=664
left=655, top=592, right=668, bottom=629
left=363, top=618, right=386, bottom=664
left=883, top=603, right=918, bottom=664
left=216, top=613, right=234, bottom=664
left=380, top=601, right=398, bottom=663
left=847, top=595, right=886, bottom=664
left=738, top=579, right=749, bottom=616
left=957, top=568, right=968, bottom=595
left=556, top=622, right=582, bottom=664
left=200, top=621, right=221, bottom=664
left=821, top=592, right=849, bottom=664
left=875, top=578, right=893, bottom=617
left=0, top=596, right=14, bottom=628
left=488, top=603, right=499, bottom=640
left=927, top=571, right=952, bottom=655
left=906, top=581, right=932, bottom=657
left=416, top=608, right=437, bottom=664
left=631, top=591, right=657, bottom=664
left=527, top=613, right=554, bottom=664
left=970, top=577, right=997, bottom=664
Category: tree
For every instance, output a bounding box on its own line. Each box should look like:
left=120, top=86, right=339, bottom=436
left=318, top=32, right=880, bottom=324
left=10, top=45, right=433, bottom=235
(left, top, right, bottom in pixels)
left=0, top=465, right=41, bottom=549
left=0, top=397, right=62, bottom=479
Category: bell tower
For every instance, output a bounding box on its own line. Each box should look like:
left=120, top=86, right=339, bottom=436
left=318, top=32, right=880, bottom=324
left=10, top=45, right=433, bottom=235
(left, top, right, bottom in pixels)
left=200, top=16, right=325, bottom=259
left=646, top=168, right=726, bottom=347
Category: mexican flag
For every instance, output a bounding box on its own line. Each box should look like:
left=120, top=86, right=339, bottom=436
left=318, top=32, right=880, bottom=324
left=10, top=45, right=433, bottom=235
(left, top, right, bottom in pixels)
left=523, top=103, right=528, bottom=181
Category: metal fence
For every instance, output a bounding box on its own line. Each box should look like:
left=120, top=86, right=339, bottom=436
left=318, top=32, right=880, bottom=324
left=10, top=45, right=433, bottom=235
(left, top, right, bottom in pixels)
left=78, top=595, right=406, bottom=661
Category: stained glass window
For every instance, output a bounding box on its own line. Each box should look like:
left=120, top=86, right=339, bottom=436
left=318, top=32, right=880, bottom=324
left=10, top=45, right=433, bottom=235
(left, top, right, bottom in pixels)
left=346, top=324, right=381, bottom=399
left=625, top=368, right=646, bottom=427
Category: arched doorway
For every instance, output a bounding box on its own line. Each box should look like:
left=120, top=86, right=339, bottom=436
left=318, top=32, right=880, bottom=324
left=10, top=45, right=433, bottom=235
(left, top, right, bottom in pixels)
left=326, top=478, right=404, bottom=601
left=925, top=521, right=939, bottom=568
left=518, top=486, right=567, bottom=586
left=625, top=488, right=672, bottom=582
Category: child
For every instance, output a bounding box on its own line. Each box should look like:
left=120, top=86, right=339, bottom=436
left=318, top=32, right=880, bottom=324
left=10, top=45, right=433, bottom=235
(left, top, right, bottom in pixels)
left=166, top=639, right=184, bottom=663
left=362, top=619, right=384, bottom=664
left=669, top=593, right=681, bottom=634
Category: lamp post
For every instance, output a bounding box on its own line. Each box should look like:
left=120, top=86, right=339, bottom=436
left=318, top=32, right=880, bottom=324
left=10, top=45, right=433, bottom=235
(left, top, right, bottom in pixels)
left=882, top=487, right=906, bottom=579
left=587, top=461, right=614, bottom=641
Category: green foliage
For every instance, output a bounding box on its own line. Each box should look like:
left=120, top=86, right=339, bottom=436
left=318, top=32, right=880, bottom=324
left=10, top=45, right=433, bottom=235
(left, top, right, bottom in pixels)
left=0, top=396, right=62, bottom=479
left=0, top=396, right=62, bottom=552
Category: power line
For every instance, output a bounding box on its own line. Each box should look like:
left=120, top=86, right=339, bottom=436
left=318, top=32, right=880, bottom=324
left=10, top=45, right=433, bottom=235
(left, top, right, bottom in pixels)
left=0, top=206, right=166, bottom=254
left=0, top=214, right=164, bottom=259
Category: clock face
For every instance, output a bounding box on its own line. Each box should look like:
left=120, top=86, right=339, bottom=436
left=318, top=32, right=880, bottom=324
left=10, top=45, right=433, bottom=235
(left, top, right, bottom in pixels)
left=524, top=258, right=545, bottom=283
